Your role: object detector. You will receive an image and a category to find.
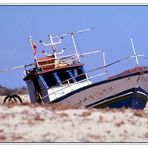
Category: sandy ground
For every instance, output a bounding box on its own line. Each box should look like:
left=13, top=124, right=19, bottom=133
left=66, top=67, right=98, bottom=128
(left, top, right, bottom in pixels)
left=0, top=95, right=148, bottom=143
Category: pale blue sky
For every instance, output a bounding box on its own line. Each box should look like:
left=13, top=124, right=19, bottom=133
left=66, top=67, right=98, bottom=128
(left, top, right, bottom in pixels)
left=0, top=5, right=148, bottom=88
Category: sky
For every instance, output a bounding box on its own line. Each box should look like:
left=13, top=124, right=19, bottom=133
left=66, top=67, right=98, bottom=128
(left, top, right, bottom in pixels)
left=0, top=5, right=148, bottom=88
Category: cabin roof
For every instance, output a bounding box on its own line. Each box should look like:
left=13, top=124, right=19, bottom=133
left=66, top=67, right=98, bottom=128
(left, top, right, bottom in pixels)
left=37, top=63, right=84, bottom=75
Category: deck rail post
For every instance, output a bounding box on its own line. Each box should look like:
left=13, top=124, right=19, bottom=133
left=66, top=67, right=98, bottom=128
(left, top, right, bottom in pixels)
left=102, top=50, right=109, bottom=80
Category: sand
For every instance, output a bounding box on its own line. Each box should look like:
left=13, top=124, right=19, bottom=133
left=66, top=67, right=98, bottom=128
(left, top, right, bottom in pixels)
left=0, top=95, right=148, bottom=143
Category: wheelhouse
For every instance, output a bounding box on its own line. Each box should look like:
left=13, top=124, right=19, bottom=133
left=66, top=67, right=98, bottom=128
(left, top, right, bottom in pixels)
left=23, top=29, right=104, bottom=104
left=39, top=65, right=87, bottom=87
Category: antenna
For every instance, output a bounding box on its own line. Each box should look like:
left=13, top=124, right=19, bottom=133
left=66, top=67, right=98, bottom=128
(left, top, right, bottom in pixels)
left=40, top=27, right=94, bottom=62
left=69, top=28, right=93, bottom=62
left=130, top=38, right=139, bottom=65
left=52, top=27, right=94, bottom=39
left=40, top=34, right=63, bottom=59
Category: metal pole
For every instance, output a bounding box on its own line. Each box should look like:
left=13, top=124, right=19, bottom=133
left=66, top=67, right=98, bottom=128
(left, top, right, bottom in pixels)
left=71, top=33, right=80, bottom=62
left=52, top=27, right=93, bottom=39
left=130, top=38, right=139, bottom=65
left=48, top=34, right=57, bottom=58
left=29, top=36, right=37, bottom=59
left=102, top=51, right=109, bottom=80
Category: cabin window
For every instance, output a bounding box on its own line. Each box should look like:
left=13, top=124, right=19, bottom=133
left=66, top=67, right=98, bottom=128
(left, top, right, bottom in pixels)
left=42, top=67, right=86, bottom=87
left=57, top=70, right=71, bottom=84
left=42, top=72, right=60, bottom=87
left=53, top=72, right=62, bottom=85
left=75, top=67, right=86, bottom=82
left=66, top=70, right=76, bottom=83
left=73, top=69, right=78, bottom=77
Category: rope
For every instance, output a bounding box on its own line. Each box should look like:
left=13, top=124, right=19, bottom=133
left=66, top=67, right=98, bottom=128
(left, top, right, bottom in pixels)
left=87, top=55, right=148, bottom=73
left=86, top=56, right=131, bottom=73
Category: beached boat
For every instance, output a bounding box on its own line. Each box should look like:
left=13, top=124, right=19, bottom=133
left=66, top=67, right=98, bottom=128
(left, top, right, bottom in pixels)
left=23, top=28, right=148, bottom=109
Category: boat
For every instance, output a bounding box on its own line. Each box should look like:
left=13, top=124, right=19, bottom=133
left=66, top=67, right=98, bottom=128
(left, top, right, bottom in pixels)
left=22, top=28, right=148, bottom=109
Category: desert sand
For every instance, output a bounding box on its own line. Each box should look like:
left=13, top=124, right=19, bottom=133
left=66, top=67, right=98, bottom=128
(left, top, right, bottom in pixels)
left=0, top=95, right=148, bottom=143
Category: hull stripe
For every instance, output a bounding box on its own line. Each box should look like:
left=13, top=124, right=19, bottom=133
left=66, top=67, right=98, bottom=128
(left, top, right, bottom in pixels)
left=52, top=72, right=148, bottom=103
left=86, top=87, right=148, bottom=108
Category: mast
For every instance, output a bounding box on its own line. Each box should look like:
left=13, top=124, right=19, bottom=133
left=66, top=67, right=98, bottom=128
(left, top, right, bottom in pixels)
left=130, top=38, right=139, bottom=65
left=40, top=34, right=63, bottom=59
left=69, top=28, right=93, bottom=62
left=70, top=32, right=80, bottom=61
left=48, top=34, right=57, bottom=59
left=39, top=28, right=93, bottom=67
left=50, top=27, right=93, bottom=61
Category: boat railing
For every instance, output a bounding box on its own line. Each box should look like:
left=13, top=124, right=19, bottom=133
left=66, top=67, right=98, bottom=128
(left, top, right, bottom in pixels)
left=39, top=51, right=148, bottom=102
left=35, top=54, right=80, bottom=71
left=41, top=71, right=107, bottom=101
left=34, top=53, right=148, bottom=72
left=39, top=51, right=108, bottom=101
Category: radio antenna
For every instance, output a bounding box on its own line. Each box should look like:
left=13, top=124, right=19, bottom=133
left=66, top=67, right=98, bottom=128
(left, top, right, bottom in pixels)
left=40, top=27, right=94, bottom=62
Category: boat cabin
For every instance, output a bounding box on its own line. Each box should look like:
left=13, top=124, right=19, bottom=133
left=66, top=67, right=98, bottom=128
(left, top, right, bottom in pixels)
left=24, top=33, right=92, bottom=103
left=24, top=54, right=90, bottom=103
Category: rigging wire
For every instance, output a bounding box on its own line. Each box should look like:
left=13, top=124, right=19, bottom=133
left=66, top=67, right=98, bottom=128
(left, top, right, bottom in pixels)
left=0, top=55, right=147, bottom=73
left=0, top=63, right=34, bottom=73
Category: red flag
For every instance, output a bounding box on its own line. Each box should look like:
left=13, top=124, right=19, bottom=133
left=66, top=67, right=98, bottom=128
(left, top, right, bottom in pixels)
left=29, top=36, right=37, bottom=55
left=31, top=40, right=37, bottom=55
